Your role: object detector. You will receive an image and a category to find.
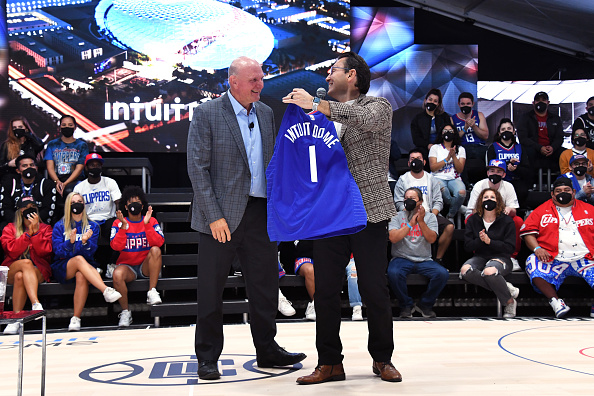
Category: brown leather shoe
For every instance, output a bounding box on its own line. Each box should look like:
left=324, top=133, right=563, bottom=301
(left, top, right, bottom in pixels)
left=296, top=364, right=345, bottom=384
left=372, top=361, right=402, bottom=382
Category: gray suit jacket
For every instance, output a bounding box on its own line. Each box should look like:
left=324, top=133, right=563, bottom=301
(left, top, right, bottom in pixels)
left=187, top=93, right=276, bottom=234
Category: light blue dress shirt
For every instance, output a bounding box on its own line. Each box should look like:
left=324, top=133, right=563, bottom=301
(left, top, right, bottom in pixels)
left=228, top=90, right=266, bottom=198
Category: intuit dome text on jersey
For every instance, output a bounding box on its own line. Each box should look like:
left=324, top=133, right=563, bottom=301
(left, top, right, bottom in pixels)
left=284, top=122, right=340, bottom=148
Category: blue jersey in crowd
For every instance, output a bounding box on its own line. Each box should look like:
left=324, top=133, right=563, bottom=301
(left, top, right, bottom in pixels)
left=44, top=138, right=89, bottom=176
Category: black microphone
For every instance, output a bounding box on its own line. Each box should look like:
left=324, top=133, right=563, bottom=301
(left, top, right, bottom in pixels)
left=249, top=122, right=254, bottom=130
left=316, top=87, right=326, bottom=99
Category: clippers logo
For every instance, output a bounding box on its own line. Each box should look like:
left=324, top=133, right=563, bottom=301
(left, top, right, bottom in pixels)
left=540, top=214, right=558, bottom=227
left=79, top=354, right=302, bottom=386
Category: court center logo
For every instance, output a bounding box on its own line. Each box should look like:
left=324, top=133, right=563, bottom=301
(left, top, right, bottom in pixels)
left=79, top=354, right=302, bottom=386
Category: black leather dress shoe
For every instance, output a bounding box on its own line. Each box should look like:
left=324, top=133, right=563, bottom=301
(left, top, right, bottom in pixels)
left=257, top=346, right=306, bottom=368
left=198, top=360, right=221, bottom=380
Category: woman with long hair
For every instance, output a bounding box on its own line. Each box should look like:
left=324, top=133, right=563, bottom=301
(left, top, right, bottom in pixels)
left=410, top=88, right=453, bottom=153
left=1, top=196, right=52, bottom=334
left=0, top=116, right=44, bottom=177
left=429, top=123, right=467, bottom=221
left=51, top=192, right=121, bottom=331
left=461, top=188, right=519, bottom=318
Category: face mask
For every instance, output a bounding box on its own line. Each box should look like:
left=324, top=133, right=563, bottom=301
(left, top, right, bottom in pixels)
left=460, top=106, right=472, bottom=115
left=555, top=192, right=572, bottom=205
left=500, top=131, right=514, bottom=142
left=588, top=107, right=594, bottom=117
left=574, top=166, right=587, bottom=176
left=483, top=199, right=497, bottom=212
left=87, top=167, right=102, bottom=178
left=23, top=207, right=37, bottom=219
left=22, top=167, right=37, bottom=179
left=534, top=102, right=547, bottom=113
left=488, top=174, right=502, bottom=184
left=71, top=202, right=85, bottom=214
left=13, top=128, right=26, bottom=138
left=127, top=202, right=143, bottom=215
left=574, top=136, right=588, bottom=147
left=443, top=132, right=454, bottom=142
left=410, top=158, right=424, bottom=173
left=61, top=127, right=75, bottom=138
left=425, top=102, right=437, bottom=112
left=404, top=198, right=417, bottom=212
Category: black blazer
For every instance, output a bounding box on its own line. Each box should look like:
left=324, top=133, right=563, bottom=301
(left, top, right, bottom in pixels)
left=410, top=111, right=452, bottom=150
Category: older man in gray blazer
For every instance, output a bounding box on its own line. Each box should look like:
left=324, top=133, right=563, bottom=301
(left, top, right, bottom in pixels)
left=187, top=56, right=305, bottom=380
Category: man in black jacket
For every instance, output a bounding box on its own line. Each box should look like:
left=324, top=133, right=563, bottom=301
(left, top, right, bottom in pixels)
left=0, top=154, right=57, bottom=231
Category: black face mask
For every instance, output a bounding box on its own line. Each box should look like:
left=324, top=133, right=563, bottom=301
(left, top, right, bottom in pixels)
left=71, top=202, right=85, bottom=214
left=22, top=167, right=37, bottom=179
left=574, top=166, right=587, bottom=177
left=588, top=107, right=594, bottom=117
left=443, top=132, right=454, bottom=142
left=555, top=192, right=572, bottom=205
left=574, top=136, right=588, bottom=147
left=23, top=207, right=37, bottom=219
left=425, top=102, right=437, bottom=112
left=488, top=174, right=503, bottom=184
left=87, top=167, right=102, bottom=178
left=13, top=128, right=26, bottom=139
left=483, top=199, right=497, bottom=212
left=404, top=198, right=417, bottom=212
left=500, top=131, right=514, bottom=142
left=460, top=106, right=472, bottom=115
left=410, top=158, right=424, bottom=173
left=535, top=102, right=547, bottom=113
left=127, top=202, right=143, bottom=215
left=61, top=127, right=75, bottom=138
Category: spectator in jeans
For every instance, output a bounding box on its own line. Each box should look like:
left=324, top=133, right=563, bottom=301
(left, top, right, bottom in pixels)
left=429, top=124, right=467, bottom=222
left=461, top=188, right=519, bottom=318
left=74, top=153, right=122, bottom=275
left=110, top=186, right=164, bottom=327
left=51, top=192, right=122, bottom=331
left=387, top=187, right=448, bottom=318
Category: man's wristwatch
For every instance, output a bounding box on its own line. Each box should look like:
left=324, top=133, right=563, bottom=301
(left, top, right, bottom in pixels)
left=312, top=97, right=321, bottom=112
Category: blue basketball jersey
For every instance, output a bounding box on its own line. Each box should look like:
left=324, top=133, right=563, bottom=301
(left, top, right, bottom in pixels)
left=266, top=104, right=367, bottom=241
left=492, top=142, right=522, bottom=181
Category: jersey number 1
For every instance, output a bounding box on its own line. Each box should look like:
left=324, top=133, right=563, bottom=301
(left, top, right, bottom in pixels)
left=309, top=145, right=318, bottom=183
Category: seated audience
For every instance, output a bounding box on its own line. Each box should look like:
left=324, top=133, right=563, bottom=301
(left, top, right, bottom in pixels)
left=572, top=96, right=594, bottom=149
left=51, top=192, right=122, bottom=331
left=394, top=148, right=454, bottom=266
left=520, top=177, right=594, bottom=318
left=1, top=196, right=52, bottom=334
left=388, top=187, right=448, bottom=318
left=516, top=91, right=563, bottom=173
left=0, top=154, right=57, bottom=231
left=411, top=88, right=452, bottom=154
left=559, top=129, right=594, bottom=176
left=429, top=124, right=467, bottom=222
left=465, top=160, right=523, bottom=271
left=461, top=188, right=519, bottom=318
left=0, top=116, right=44, bottom=179
left=559, top=155, right=594, bottom=205
left=486, top=118, right=531, bottom=208
left=73, top=153, right=122, bottom=274
left=110, top=186, right=164, bottom=326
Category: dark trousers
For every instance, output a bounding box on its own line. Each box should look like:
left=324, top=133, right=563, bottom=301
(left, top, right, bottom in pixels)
left=194, top=198, right=278, bottom=362
left=313, top=220, right=394, bottom=365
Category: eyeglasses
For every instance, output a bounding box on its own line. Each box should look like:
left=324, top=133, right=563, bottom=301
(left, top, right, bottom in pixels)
left=329, top=66, right=350, bottom=75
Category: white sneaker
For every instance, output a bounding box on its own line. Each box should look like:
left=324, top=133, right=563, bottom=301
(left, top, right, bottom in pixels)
left=511, top=257, right=522, bottom=271
left=105, top=263, right=116, bottom=279
left=103, top=287, right=122, bottom=303
left=305, top=301, right=316, bottom=321
left=3, top=322, right=20, bottom=335
left=549, top=297, right=570, bottom=318
left=506, top=282, right=520, bottom=299
left=96, top=267, right=104, bottom=276
left=68, top=316, right=81, bottom=331
left=278, top=290, right=296, bottom=316
left=118, top=309, right=132, bottom=327
left=352, top=305, right=363, bottom=321
left=146, top=288, right=162, bottom=305
left=503, top=299, right=517, bottom=318
left=32, top=302, right=43, bottom=311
